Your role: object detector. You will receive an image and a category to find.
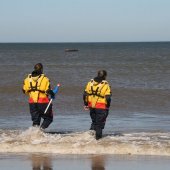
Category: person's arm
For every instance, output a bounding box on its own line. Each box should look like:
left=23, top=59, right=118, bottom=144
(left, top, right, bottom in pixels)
left=83, top=83, right=90, bottom=110
left=45, top=78, right=55, bottom=98
left=105, top=84, right=112, bottom=109
left=83, top=91, right=88, bottom=106
left=22, top=78, right=29, bottom=94
left=105, top=95, right=111, bottom=108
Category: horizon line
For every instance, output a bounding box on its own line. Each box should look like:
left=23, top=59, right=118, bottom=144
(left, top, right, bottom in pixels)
left=0, top=41, right=170, bottom=44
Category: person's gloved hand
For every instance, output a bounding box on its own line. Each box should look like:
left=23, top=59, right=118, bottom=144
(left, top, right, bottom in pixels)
left=105, top=95, right=111, bottom=109
left=46, top=89, right=55, bottom=99
left=106, top=103, right=110, bottom=109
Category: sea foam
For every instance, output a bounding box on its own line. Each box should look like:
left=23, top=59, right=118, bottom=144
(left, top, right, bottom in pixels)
left=0, top=127, right=170, bottom=155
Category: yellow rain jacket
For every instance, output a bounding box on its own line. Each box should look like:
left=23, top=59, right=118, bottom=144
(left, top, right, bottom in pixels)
left=23, top=74, right=50, bottom=103
left=84, top=79, right=111, bottom=109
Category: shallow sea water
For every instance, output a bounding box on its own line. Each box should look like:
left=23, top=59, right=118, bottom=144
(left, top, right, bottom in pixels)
left=1, top=42, right=170, bottom=169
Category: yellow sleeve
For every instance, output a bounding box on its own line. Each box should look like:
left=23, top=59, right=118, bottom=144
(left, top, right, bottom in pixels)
left=105, top=84, right=111, bottom=96
left=45, top=77, right=51, bottom=91
left=84, top=81, right=91, bottom=93
left=22, top=77, right=29, bottom=94
left=39, top=76, right=51, bottom=92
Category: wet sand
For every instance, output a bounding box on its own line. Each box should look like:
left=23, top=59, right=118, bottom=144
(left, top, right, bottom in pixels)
left=0, top=154, right=170, bottom=170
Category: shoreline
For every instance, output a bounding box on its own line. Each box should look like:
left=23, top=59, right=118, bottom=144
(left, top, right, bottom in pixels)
left=1, top=153, right=170, bottom=170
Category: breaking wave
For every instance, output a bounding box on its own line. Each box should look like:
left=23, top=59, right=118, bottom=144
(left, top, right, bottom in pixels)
left=0, top=127, right=170, bottom=156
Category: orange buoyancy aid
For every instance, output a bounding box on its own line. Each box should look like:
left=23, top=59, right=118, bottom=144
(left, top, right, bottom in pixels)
left=23, top=74, right=50, bottom=103
left=84, top=79, right=111, bottom=109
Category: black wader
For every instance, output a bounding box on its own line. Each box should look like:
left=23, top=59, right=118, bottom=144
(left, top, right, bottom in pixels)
left=29, top=103, right=53, bottom=129
left=90, top=108, right=108, bottom=140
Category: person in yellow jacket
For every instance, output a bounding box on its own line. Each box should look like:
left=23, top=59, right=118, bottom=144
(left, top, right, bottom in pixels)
left=22, top=63, right=54, bottom=129
left=83, top=70, right=111, bottom=140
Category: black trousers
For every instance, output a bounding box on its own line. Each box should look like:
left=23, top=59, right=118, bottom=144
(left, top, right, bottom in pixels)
left=29, top=103, right=53, bottom=129
left=90, top=108, right=109, bottom=140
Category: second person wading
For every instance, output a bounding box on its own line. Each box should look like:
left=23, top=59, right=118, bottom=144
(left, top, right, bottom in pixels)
left=83, top=70, right=112, bottom=140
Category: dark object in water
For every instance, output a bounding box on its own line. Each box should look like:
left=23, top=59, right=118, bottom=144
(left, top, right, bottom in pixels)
left=65, top=49, right=79, bottom=52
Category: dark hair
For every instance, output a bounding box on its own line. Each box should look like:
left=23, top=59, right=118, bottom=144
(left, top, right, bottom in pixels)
left=31, top=70, right=39, bottom=77
left=34, top=63, right=43, bottom=74
left=97, top=70, right=107, bottom=79
left=34, top=63, right=43, bottom=71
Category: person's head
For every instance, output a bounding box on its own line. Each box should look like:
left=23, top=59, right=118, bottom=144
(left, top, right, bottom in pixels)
left=97, top=70, right=107, bottom=80
left=34, top=63, right=43, bottom=74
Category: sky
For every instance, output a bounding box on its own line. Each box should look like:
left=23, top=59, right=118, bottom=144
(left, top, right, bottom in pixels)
left=0, top=0, right=170, bottom=42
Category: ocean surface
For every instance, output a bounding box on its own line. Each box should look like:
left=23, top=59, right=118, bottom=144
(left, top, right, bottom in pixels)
left=0, top=42, right=170, bottom=157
